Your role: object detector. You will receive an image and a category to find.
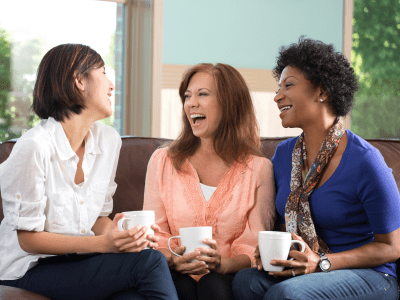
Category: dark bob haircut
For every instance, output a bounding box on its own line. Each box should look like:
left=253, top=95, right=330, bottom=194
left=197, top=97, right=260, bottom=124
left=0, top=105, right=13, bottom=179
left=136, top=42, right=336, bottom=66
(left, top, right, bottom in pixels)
left=273, top=37, right=358, bottom=117
left=33, top=44, right=104, bottom=122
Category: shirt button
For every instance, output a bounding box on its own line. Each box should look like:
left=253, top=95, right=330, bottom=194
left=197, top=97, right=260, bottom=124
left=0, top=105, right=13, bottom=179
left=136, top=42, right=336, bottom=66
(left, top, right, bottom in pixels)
left=17, top=195, right=21, bottom=199
left=206, top=204, right=209, bottom=208
left=80, top=201, right=84, bottom=205
left=85, top=174, right=89, bottom=178
left=81, top=230, right=85, bottom=234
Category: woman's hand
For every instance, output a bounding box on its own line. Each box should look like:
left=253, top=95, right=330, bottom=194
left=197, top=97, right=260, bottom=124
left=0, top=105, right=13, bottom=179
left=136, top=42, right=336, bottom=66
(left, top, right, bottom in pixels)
left=169, top=246, right=209, bottom=275
left=268, top=232, right=320, bottom=277
left=102, top=213, right=149, bottom=253
left=255, top=245, right=264, bottom=271
left=146, top=224, right=161, bottom=249
left=195, top=238, right=223, bottom=273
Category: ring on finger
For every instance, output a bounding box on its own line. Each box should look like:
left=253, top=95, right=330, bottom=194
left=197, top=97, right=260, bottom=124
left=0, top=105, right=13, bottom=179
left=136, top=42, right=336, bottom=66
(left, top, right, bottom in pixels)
left=291, top=269, right=296, bottom=277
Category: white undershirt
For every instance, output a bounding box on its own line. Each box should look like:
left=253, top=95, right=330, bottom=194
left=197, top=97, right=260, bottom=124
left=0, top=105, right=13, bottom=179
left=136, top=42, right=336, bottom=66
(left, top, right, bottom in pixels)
left=200, top=183, right=217, bottom=202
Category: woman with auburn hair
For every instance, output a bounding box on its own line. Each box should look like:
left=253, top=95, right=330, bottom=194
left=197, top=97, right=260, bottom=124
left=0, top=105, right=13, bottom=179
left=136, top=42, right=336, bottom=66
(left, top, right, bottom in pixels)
left=0, top=44, right=178, bottom=300
left=143, top=63, right=276, bottom=300
left=232, top=38, right=400, bottom=300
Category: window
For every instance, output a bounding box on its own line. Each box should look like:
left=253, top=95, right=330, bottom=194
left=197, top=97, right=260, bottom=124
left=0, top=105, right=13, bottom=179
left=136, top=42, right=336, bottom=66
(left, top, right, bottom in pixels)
left=0, top=0, right=124, bottom=142
left=351, top=0, right=400, bottom=139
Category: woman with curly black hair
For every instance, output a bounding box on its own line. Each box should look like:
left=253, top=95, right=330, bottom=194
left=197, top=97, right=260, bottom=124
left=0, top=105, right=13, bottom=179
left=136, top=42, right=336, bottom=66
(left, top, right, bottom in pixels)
left=232, top=37, right=400, bottom=299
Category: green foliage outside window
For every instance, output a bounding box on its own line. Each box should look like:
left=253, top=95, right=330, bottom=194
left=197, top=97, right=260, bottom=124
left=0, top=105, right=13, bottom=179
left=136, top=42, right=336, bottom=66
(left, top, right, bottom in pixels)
left=351, top=0, right=400, bottom=139
left=0, top=26, right=17, bottom=142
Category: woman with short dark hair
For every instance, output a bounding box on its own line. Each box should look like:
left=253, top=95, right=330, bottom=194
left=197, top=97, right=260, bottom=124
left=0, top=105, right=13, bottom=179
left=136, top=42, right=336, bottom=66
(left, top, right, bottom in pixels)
left=232, top=37, right=400, bottom=300
left=143, top=63, right=276, bottom=300
left=0, top=44, right=178, bottom=300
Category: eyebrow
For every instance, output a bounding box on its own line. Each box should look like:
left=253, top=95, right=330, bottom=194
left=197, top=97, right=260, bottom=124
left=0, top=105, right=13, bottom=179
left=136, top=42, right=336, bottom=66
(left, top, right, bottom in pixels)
left=185, top=87, right=212, bottom=93
left=278, top=76, right=296, bottom=86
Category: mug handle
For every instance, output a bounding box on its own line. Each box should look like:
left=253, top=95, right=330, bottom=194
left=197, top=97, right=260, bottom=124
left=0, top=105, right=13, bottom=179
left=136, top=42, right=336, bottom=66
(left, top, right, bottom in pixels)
left=117, top=217, right=129, bottom=231
left=291, top=240, right=306, bottom=252
left=168, top=236, right=182, bottom=256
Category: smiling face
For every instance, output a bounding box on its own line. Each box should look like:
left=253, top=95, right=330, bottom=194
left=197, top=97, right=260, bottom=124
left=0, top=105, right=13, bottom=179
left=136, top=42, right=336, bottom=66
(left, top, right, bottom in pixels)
left=183, top=72, right=222, bottom=140
left=274, top=65, right=323, bottom=129
left=81, top=66, right=114, bottom=120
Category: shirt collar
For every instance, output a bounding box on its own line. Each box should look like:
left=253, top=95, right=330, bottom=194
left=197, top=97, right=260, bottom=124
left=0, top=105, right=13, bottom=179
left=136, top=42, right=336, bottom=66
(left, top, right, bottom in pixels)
left=45, top=117, right=101, bottom=161
left=84, top=126, right=101, bottom=156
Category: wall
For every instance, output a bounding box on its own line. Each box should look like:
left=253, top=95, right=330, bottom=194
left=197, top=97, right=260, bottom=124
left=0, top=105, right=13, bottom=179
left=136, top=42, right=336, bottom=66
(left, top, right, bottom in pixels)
left=159, top=0, right=345, bottom=138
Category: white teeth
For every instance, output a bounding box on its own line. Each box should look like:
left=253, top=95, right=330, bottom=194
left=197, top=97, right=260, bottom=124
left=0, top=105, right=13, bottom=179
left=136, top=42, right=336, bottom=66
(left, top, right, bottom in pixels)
left=279, top=106, right=292, bottom=113
left=190, top=114, right=205, bottom=119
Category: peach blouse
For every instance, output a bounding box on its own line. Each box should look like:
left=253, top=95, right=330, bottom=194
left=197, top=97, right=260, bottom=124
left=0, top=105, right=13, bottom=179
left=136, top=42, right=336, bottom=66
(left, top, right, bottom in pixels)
left=143, top=148, right=276, bottom=269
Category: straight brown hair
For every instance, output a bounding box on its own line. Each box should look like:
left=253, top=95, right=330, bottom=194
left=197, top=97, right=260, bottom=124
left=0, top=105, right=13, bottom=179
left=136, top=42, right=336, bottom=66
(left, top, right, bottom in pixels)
left=168, top=63, right=263, bottom=171
left=33, top=44, right=104, bottom=122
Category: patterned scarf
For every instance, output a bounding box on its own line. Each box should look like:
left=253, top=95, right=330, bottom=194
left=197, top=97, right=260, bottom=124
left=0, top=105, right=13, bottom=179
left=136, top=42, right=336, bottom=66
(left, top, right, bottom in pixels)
left=285, top=122, right=345, bottom=253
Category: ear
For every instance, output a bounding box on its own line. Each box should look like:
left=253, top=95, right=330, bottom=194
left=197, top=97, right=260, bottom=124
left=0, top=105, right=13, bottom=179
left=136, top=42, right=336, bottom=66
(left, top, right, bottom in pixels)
left=319, top=87, right=329, bottom=102
left=75, top=74, right=86, bottom=92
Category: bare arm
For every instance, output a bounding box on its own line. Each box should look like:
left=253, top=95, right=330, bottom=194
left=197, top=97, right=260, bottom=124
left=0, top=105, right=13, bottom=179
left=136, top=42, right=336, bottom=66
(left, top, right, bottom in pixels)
left=17, top=213, right=150, bottom=255
left=327, top=229, right=400, bottom=271
left=91, top=216, right=113, bottom=236
left=269, top=228, right=400, bottom=276
left=17, top=230, right=109, bottom=254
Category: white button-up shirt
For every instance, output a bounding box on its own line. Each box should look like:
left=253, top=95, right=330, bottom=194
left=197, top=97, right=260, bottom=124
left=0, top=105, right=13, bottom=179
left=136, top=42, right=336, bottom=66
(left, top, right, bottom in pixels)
left=0, top=117, right=121, bottom=280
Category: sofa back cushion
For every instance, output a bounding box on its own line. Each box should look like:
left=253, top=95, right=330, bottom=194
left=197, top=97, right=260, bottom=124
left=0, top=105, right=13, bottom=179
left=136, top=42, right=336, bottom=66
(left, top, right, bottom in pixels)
left=1, top=136, right=400, bottom=221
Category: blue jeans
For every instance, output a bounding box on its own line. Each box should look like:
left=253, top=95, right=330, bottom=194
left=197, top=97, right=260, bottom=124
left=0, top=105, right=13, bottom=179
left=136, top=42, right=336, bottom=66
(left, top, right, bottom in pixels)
left=232, top=267, right=399, bottom=300
left=1, top=250, right=178, bottom=300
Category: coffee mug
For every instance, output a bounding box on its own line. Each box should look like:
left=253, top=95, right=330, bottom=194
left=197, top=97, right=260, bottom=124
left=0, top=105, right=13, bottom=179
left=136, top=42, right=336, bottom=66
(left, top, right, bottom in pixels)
left=118, top=211, right=155, bottom=247
left=258, top=231, right=306, bottom=272
left=168, top=227, right=212, bottom=261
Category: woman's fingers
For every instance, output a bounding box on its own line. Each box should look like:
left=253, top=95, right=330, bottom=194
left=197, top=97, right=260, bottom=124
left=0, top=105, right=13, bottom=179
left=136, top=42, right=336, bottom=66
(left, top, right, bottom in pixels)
left=172, top=245, right=185, bottom=256
left=172, top=250, right=209, bottom=273
left=269, top=268, right=296, bottom=277
left=178, top=260, right=208, bottom=273
left=181, top=263, right=210, bottom=274
left=201, top=238, right=218, bottom=250
left=195, top=246, right=216, bottom=257
left=254, top=245, right=264, bottom=271
left=119, top=231, right=148, bottom=251
left=124, top=240, right=150, bottom=253
left=179, top=251, right=201, bottom=262
left=146, top=234, right=160, bottom=243
left=111, top=213, right=124, bottom=229
left=128, top=225, right=147, bottom=240
left=151, top=223, right=161, bottom=233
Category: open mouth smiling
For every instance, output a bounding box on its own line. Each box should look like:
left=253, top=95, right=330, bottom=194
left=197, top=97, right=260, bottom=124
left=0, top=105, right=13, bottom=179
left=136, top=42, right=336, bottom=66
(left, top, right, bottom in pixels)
left=279, top=105, right=292, bottom=113
left=190, top=114, right=206, bottom=124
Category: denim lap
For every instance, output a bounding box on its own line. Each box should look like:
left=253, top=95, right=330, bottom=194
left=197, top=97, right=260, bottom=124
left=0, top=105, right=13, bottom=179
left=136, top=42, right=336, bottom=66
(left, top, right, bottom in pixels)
left=1, top=250, right=178, bottom=300
left=232, top=267, right=399, bottom=300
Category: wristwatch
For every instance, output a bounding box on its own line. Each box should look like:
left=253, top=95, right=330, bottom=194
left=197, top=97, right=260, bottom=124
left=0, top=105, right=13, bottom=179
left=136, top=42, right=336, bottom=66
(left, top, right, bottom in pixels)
left=319, top=252, right=331, bottom=272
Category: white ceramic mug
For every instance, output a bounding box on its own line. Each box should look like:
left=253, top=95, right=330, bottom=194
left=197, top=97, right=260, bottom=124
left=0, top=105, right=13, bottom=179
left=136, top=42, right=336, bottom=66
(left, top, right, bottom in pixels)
left=118, top=211, right=155, bottom=247
left=258, top=231, right=306, bottom=272
left=168, top=227, right=212, bottom=261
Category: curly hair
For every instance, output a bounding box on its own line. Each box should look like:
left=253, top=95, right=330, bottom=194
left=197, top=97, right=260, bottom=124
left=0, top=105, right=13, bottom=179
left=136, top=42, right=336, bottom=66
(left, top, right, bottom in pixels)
left=273, top=37, right=358, bottom=117
left=168, top=63, right=263, bottom=171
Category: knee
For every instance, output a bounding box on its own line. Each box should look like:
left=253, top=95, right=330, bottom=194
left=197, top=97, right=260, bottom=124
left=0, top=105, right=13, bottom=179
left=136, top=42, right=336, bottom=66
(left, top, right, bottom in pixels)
left=137, top=249, right=168, bottom=269
left=266, top=282, right=296, bottom=300
left=232, top=268, right=253, bottom=291
left=123, top=249, right=168, bottom=274
left=232, top=268, right=262, bottom=299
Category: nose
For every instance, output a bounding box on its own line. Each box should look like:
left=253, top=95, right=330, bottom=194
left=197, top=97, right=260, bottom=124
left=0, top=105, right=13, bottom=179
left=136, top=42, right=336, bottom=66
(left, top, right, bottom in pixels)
left=185, top=94, right=199, bottom=107
left=109, top=79, right=114, bottom=91
left=274, top=88, right=283, bottom=103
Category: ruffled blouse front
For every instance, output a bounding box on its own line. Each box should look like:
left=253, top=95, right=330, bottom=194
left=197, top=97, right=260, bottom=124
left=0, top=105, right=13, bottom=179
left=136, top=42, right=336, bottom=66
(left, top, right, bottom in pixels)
left=143, top=148, right=276, bottom=276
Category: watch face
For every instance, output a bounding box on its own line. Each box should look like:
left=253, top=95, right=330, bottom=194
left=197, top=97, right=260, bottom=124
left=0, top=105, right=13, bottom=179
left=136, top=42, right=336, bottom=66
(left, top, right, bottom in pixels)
left=321, top=259, right=331, bottom=270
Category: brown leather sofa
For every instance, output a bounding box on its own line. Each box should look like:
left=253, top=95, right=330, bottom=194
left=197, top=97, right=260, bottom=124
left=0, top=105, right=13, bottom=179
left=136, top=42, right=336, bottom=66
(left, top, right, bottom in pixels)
left=0, top=136, right=400, bottom=299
